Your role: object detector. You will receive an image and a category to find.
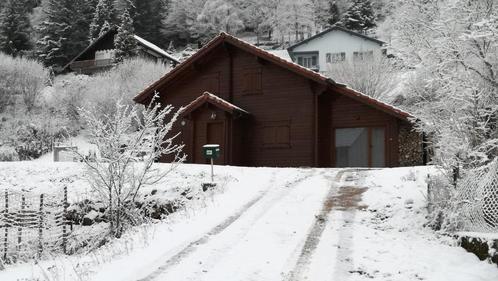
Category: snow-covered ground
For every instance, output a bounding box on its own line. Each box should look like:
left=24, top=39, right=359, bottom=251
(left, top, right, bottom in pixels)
left=0, top=164, right=497, bottom=281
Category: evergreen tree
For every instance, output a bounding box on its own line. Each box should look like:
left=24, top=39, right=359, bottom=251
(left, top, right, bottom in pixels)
left=36, top=0, right=94, bottom=68
left=0, top=0, right=32, bottom=56
left=99, top=21, right=112, bottom=37
left=89, top=0, right=116, bottom=42
left=114, top=10, right=137, bottom=63
left=327, top=1, right=341, bottom=26
left=338, top=0, right=376, bottom=32
left=126, top=0, right=166, bottom=45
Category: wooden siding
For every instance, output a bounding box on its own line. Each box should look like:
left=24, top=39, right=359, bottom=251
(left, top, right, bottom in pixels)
left=152, top=42, right=415, bottom=168
left=158, top=46, right=315, bottom=167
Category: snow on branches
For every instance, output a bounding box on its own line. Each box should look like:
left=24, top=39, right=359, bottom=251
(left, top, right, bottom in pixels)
left=76, top=94, right=185, bottom=237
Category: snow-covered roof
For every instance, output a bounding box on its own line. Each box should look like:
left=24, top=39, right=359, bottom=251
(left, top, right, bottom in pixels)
left=267, top=50, right=293, bottom=62
left=134, top=35, right=179, bottom=63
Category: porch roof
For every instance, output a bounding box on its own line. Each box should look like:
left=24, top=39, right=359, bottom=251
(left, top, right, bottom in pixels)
left=180, top=92, right=249, bottom=117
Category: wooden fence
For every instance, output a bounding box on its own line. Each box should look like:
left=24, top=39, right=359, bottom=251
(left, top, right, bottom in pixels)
left=0, top=187, right=70, bottom=264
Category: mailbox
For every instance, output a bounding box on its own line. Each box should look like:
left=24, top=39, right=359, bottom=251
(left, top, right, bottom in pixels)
left=203, top=144, right=221, bottom=159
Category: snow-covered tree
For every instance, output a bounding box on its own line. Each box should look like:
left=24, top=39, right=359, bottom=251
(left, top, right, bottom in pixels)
left=126, top=0, right=165, bottom=45
left=77, top=95, right=185, bottom=238
left=196, top=0, right=244, bottom=37
left=114, top=9, right=137, bottom=63
left=326, top=56, right=397, bottom=101
left=36, top=0, right=94, bottom=68
left=338, top=0, right=376, bottom=32
left=272, top=0, right=314, bottom=44
left=0, top=0, right=32, bottom=56
left=326, top=1, right=341, bottom=26
left=392, top=0, right=498, bottom=176
left=89, top=0, right=116, bottom=42
left=161, top=0, right=205, bottom=46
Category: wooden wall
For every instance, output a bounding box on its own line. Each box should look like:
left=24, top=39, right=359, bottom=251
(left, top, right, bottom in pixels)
left=154, top=42, right=415, bottom=167
left=158, top=45, right=316, bottom=167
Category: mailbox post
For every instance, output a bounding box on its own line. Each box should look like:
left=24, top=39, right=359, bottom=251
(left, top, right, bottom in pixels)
left=202, top=144, right=220, bottom=183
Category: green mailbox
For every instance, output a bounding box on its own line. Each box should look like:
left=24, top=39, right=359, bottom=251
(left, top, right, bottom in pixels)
left=203, top=144, right=221, bottom=159
left=203, top=144, right=220, bottom=184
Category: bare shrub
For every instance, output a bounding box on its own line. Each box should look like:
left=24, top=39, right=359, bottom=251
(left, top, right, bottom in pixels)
left=0, top=52, right=49, bottom=113
left=76, top=95, right=185, bottom=238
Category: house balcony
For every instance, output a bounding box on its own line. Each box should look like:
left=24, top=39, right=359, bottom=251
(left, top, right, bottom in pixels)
left=70, top=58, right=115, bottom=74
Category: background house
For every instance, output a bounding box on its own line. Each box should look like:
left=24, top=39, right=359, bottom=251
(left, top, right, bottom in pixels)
left=135, top=33, right=424, bottom=168
left=63, top=29, right=179, bottom=75
left=287, top=26, right=385, bottom=73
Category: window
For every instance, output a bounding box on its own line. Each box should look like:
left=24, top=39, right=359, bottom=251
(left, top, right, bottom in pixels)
left=335, top=127, right=385, bottom=167
left=262, top=121, right=291, bottom=148
left=326, top=52, right=346, bottom=63
left=353, top=51, right=374, bottom=61
left=243, top=68, right=262, bottom=94
left=295, top=53, right=319, bottom=70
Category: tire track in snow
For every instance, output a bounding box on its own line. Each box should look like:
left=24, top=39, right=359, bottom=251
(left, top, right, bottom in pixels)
left=285, top=169, right=358, bottom=281
left=165, top=170, right=322, bottom=280
left=138, top=170, right=316, bottom=281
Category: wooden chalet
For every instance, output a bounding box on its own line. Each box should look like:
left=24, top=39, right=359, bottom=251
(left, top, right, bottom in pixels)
left=63, top=29, right=179, bottom=74
left=134, top=33, right=424, bottom=168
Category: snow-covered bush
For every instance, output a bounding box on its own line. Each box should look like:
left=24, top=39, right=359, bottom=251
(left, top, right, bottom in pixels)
left=426, top=173, right=460, bottom=232
left=76, top=95, right=185, bottom=238
left=52, top=57, right=169, bottom=126
left=0, top=52, right=49, bottom=113
left=0, top=145, right=19, bottom=161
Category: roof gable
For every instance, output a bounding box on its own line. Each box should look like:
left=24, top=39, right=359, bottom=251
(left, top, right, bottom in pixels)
left=288, top=26, right=384, bottom=51
left=181, top=92, right=249, bottom=117
left=134, top=33, right=411, bottom=122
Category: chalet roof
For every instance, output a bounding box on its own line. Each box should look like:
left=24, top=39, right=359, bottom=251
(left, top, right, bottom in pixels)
left=134, top=32, right=411, bottom=122
left=288, top=25, right=385, bottom=51
left=133, top=35, right=179, bottom=63
left=62, top=29, right=179, bottom=71
left=181, top=92, right=249, bottom=117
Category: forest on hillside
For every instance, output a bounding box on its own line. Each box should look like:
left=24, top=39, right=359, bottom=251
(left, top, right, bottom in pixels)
left=0, top=0, right=387, bottom=69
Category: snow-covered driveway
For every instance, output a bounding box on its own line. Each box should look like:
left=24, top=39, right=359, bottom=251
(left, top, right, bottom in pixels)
left=106, top=167, right=498, bottom=281
left=1, top=165, right=498, bottom=281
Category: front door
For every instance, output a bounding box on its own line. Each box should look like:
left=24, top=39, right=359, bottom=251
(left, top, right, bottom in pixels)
left=334, top=127, right=385, bottom=167
left=206, top=122, right=225, bottom=165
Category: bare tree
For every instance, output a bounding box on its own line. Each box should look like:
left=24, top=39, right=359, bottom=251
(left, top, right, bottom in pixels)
left=325, top=56, right=397, bottom=101
left=76, top=94, right=185, bottom=238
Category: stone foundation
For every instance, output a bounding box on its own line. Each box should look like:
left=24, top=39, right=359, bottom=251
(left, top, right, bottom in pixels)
left=398, top=123, right=424, bottom=166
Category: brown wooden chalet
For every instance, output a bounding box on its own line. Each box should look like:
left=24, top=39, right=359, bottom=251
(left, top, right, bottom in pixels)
left=134, top=33, right=425, bottom=168
left=63, top=29, right=179, bottom=74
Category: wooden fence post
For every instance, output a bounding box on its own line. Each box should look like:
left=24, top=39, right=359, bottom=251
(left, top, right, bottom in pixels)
left=62, top=186, right=68, bottom=254
left=3, top=191, right=8, bottom=262
left=38, top=194, right=44, bottom=259
left=17, top=194, right=25, bottom=257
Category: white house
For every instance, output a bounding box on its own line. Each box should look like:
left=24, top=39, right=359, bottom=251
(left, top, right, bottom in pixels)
left=287, top=26, right=385, bottom=73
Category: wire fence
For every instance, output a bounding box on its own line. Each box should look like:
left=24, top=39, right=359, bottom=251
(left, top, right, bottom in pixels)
left=0, top=187, right=70, bottom=264
left=456, top=159, right=498, bottom=232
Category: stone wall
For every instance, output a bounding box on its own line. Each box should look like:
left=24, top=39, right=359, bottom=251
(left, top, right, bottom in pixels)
left=398, top=122, right=424, bottom=167
left=459, top=235, right=498, bottom=267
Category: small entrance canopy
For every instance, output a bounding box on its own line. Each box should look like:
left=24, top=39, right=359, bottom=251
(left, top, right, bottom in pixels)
left=180, top=92, right=249, bottom=118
